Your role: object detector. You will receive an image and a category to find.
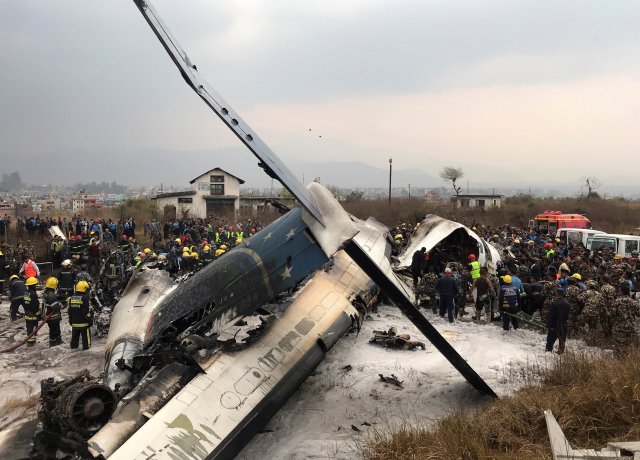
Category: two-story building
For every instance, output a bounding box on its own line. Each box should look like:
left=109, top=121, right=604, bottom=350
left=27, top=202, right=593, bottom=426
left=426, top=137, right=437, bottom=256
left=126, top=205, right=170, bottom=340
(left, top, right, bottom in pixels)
left=153, top=168, right=244, bottom=219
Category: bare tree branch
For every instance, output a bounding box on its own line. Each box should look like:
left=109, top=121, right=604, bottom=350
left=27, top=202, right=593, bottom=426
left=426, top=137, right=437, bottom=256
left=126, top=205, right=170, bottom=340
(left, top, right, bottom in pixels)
left=440, top=166, right=464, bottom=197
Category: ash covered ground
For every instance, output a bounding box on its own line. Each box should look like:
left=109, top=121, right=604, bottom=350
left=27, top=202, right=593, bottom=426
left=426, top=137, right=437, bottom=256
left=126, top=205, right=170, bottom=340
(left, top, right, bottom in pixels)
left=0, top=295, right=580, bottom=459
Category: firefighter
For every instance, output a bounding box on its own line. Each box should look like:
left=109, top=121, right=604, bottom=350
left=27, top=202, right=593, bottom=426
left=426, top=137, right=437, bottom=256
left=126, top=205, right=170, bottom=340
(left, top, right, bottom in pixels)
left=43, top=277, right=64, bottom=346
left=58, top=259, right=75, bottom=300
left=8, top=274, right=26, bottom=321
left=68, top=280, right=92, bottom=350
left=201, top=245, right=213, bottom=266
left=23, top=277, right=41, bottom=346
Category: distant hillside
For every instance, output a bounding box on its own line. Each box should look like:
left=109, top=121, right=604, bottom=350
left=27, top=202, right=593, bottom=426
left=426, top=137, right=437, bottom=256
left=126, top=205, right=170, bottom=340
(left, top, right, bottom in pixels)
left=3, top=148, right=440, bottom=189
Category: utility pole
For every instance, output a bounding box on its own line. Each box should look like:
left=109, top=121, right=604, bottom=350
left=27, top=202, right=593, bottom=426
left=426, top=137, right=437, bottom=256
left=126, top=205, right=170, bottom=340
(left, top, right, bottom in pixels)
left=408, top=184, right=411, bottom=199
left=388, top=157, right=392, bottom=205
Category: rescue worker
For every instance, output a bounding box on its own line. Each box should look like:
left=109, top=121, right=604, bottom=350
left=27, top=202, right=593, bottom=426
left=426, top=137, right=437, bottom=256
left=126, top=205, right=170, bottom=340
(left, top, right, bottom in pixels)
left=8, top=274, right=26, bottom=321
left=467, top=254, right=480, bottom=281
left=411, top=247, right=427, bottom=290
left=58, top=259, right=75, bottom=300
left=498, top=274, right=520, bottom=331
left=472, top=267, right=495, bottom=321
left=42, top=277, right=63, bottom=346
left=546, top=288, right=571, bottom=354
left=201, top=245, right=214, bottom=266
left=436, top=267, right=458, bottom=323
left=87, top=237, right=101, bottom=277
left=68, top=280, right=92, bottom=350
left=19, top=255, right=40, bottom=279
left=23, top=276, right=41, bottom=346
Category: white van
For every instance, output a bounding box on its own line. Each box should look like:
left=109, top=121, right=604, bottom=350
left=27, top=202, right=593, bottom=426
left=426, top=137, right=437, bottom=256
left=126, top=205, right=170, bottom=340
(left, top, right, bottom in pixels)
left=556, top=228, right=605, bottom=247
left=586, top=233, right=640, bottom=258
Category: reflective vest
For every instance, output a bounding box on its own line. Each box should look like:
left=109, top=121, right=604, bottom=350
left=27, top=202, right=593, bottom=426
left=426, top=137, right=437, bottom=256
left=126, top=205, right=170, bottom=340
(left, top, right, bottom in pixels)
left=22, top=260, right=38, bottom=278
left=68, top=295, right=89, bottom=328
left=546, top=249, right=555, bottom=259
left=23, top=291, right=41, bottom=320
left=469, top=261, right=481, bottom=280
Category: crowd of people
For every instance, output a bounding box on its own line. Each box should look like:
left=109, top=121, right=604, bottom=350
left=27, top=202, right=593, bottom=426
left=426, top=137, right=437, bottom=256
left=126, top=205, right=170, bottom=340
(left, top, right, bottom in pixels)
left=0, top=215, right=265, bottom=351
left=408, top=223, right=640, bottom=356
left=2, top=213, right=640, bottom=357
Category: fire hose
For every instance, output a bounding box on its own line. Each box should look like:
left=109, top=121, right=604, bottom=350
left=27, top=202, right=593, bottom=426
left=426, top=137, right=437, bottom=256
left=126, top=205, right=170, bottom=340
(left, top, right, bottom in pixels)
left=0, top=311, right=56, bottom=353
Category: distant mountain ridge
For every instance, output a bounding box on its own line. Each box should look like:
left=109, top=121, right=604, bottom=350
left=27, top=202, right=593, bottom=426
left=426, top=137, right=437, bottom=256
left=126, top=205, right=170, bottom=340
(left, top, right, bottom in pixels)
left=2, top=148, right=440, bottom=189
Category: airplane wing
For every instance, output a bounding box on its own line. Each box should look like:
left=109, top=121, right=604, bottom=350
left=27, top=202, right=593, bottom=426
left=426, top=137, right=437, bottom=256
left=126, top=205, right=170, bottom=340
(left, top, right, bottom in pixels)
left=132, top=0, right=324, bottom=226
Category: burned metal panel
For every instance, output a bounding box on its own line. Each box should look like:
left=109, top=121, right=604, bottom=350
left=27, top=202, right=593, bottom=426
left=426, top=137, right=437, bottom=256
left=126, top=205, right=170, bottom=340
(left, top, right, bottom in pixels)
left=397, top=214, right=499, bottom=274
left=145, top=207, right=328, bottom=345
left=102, top=250, right=375, bottom=460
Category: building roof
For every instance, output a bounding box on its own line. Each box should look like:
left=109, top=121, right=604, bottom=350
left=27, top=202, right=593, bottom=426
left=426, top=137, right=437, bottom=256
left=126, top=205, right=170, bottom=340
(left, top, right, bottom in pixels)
left=152, top=190, right=197, bottom=199
left=456, top=194, right=504, bottom=198
left=189, top=168, right=245, bottom=185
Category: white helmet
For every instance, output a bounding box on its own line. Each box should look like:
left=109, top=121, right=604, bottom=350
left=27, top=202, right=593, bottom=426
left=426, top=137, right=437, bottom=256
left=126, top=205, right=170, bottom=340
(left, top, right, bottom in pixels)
left=61, top=259, right=72, bottom=267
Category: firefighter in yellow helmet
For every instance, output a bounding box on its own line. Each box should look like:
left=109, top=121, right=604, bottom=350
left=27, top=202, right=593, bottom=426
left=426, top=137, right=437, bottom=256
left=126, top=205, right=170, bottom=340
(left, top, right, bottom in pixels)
left=23, top=277, right=41, bottom=347
left=43, top=277, right=64, bottom=346
left=215, top=248, right=225, bottom=257
left=68, top=280, right=92, bottom=350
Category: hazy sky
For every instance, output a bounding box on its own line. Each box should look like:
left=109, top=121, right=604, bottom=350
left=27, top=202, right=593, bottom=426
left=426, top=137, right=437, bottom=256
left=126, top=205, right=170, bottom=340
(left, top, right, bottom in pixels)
left=1, top=0, right=639, bottom=187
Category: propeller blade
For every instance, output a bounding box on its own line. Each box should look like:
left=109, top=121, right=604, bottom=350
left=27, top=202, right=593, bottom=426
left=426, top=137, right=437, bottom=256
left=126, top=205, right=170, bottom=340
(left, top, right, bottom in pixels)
left=343, top=239, right=497, bottom=398
left=133, top=0, right=324, bottom=225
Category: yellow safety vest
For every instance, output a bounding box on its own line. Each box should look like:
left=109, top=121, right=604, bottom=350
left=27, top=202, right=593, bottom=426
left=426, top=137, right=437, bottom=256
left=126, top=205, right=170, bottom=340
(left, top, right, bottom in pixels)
left=469, top=261, right=481, bottom=279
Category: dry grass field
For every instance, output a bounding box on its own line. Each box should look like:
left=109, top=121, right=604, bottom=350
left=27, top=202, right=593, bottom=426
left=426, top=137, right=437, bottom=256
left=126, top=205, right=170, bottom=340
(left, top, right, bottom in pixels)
left=358, top=348, right=640, bottom=460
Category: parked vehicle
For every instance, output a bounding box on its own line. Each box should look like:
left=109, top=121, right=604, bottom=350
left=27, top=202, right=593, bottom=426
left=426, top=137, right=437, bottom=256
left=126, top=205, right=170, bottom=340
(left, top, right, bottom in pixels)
left=555, top=228, right=604, bottom=246
left=586, top=233, right=640, bottom=258
left=529, top=210, right=591, bottom=234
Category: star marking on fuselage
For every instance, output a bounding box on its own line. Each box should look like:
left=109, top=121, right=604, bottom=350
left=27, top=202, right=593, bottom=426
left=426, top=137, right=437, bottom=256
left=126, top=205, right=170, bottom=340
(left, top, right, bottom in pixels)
left=286, top=228, right=296, bottom=240
left=281, top=265, right=293, bottom=280
left=263, top=231, right=273, bottom=241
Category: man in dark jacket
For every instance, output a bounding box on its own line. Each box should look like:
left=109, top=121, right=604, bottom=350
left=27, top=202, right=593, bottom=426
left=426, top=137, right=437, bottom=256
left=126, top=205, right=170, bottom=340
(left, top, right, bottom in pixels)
left=23, top=277, right=41, bottom=346
left=57, top=259, right=75, bottom=300
left=546, top=288, right=571, bottom=354
left=498, top=275, right=520, bottom=331
left=43, top=277, right=64, bottom=347
left=8, top=275, right=26, bottom=321
left=68, top=280, right=92, bottom=350
left=411, top=247, right=426, bottom=290
left=436, top=267, right=458, bottom=323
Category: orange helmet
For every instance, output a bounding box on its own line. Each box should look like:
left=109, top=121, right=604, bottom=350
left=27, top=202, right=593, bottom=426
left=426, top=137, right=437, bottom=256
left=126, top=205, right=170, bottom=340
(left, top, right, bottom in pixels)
left=467, top=254, right=476, bottom=261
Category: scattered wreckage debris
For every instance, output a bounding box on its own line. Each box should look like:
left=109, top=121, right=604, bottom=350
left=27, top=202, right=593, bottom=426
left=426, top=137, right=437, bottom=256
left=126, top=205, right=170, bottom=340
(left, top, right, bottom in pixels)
left=379, top=374, right=404, bottom=388
left=545, top=410, right=640, bottom=459
left=370, top=327, right=426, bottom=350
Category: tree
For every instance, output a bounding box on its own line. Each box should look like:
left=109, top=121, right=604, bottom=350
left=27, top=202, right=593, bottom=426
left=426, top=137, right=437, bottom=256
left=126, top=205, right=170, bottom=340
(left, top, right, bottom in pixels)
left=581, top=176, right=602, bottom=199
left=439, top=166, right=464, bottom=197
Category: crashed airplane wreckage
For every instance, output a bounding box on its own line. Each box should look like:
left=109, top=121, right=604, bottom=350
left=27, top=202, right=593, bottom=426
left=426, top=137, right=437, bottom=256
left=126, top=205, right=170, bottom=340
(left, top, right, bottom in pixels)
left=25, top=1, right=500, bottom=458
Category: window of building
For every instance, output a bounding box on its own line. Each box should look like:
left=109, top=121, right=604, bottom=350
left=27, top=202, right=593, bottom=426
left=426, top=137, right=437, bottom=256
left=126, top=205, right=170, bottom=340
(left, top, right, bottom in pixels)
left=476, top=199, right=486, bottom=207
left=493, top=200, right=497, bottom=206
left=460, top=199, right=470, bottom=207
left=178, top=197, right=193, bottom=203
left=197, top=182, right=209, bottom=191
left=210, top=175, right=224, bottom=183
left=210, top=184, right=225, bottom=195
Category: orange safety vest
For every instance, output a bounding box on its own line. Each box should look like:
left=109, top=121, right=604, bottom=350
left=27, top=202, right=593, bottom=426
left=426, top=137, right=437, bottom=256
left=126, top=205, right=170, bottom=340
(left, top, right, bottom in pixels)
left=23, top=260, right=37, bottom=278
